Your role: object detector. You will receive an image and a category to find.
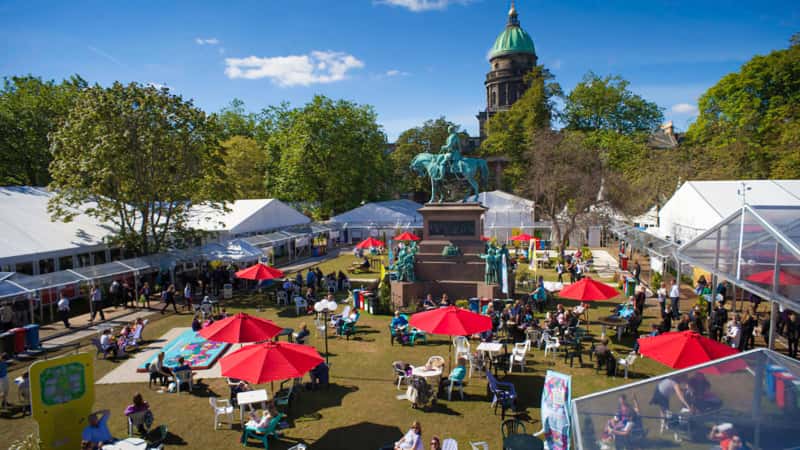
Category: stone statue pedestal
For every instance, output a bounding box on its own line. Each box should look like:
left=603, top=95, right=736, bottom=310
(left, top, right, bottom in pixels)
left=390, top=202, right=513, bottom=309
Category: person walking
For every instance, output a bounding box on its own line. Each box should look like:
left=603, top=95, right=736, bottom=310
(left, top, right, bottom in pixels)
left=556, top=261, right=565, bottom=283
left=160, top=285, right=178, bottom=315
left=89, top=285, right=105, bottom=322
left=183, top=282, right=193, bottom=312
left=138, top=282, right=151, bottom=309
left=709, top=302, right=728, bottom=342
left=57, top=292, right=71, bottom=329
left=669, top=279, right=680, bottom=319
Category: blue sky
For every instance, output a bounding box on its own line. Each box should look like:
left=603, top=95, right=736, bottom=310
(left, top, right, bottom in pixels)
left=1, top=0, right=797, bottom=140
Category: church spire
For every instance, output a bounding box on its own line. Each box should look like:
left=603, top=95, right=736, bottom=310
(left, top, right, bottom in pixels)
left=507, top=1, right=520, bottom=27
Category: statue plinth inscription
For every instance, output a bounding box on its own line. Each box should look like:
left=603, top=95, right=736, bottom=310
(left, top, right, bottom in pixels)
left=428, top=220, right=475, bottom=237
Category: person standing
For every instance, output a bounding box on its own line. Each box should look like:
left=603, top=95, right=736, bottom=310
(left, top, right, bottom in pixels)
left=0, top=303, right=13, bottom=332
left=709, top=302, right=728, bottom=342
left=160, top=284, right=178, bottom=314
left=109, top=279, right=121, bottom=308
left=306, top=270, right=316, bottom=295
left=633, top=260, right=642, bottom=284
left=89, top=285, right=105, bottom=322
left=57, top=292, right=71, bottom=329
left=656, top=282, right=667, bottom=316
left=786, top=312, right=800, bottom=358
left=122, top=281, right=134, bottom=308
left=183, top=282, right=193, bottom=312
left=634, top=285, right=646, bottom=316
left=669, top=279, right=680, bottom=319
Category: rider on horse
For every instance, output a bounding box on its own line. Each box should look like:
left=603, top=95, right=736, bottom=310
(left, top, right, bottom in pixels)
left=432, top=126, right=463, bottom=180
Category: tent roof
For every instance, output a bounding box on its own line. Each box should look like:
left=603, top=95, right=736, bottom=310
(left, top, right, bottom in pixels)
left=187, top=199, right=310, bottom=234
left=679, top=180, right=800, bottom=220
left=572, top=348, right=800, bottom=449
left=678, top=204, right=800, bottom=310
left=329, top=199, right=423, bottom=227
left=0, top=186, right=115, bottom=261
left=470, top=190, right=534, bottom=210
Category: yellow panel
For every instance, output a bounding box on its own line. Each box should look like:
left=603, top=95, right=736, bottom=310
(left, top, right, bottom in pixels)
left=29, top=353, right=94, bottom=450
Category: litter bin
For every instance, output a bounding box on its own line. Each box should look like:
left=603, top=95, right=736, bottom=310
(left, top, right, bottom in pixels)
left=766, top=365, right=788, bottom=400
left=364, top=293, right=377, bottom=314
left=775, top=372, right=796, bottom=408
left=352, top=289, right=362, bottom=310
left=625, top=278, right=637, bottom=297
left=23, top=324, right=39, bottom=350
left=468, top=298, right=480, bottom=313
left=11, top=328, right=26, bottom=354
left=619, top=254, right=628, bottom=271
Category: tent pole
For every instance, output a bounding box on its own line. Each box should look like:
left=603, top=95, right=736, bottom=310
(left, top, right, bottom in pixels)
left=753, top=354, right=764, bottom=450
left=769, top=241, right=780, bottom=351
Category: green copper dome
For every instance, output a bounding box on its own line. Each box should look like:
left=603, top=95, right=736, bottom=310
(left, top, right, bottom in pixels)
left=489, top=4, right=536, bottom=59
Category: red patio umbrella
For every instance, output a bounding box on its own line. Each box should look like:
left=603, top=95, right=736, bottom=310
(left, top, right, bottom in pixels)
left=636, top=331, right=739, bottom=370
left=199, top=312, right=283, bottom=343
left=235, top=263, right=284, bottom=281
left=480, top=236, right=492, bottom=242
left=558, top=277, right=619, bottom=301
left=355, top=237, right=385, bottom=249
left=394, top=231, right=421, bottom=241
left=510, top=233, right=533, bottom=242
left=409, top=306, right=492, bottom=336
left=220, top=341, right=324, bottom=384
left=746, top=269, right=800, bottom=285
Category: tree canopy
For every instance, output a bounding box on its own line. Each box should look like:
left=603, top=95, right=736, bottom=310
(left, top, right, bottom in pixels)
left=687, top=34, right=800, bottom=179
left=266, top=95, right=390, bottom=219
left=222, top=135, right=270, bottom=199
left=48, top=82, right=233, bottom=255
left=0, top=75, right=86, bottom=186
left=563, top=72, right=663, bottom=135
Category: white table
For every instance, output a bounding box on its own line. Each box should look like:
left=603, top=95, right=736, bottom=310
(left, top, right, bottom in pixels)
left=237, top=389, right=269, bottom=426
left=412, top=366, right=442, bottom=381
left=477, top=342, right=505, bottom=373
left=102, top=438, right=147, bottom=450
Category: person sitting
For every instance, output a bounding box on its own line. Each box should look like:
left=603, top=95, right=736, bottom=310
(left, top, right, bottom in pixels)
left=627, top=312, right=643, bottom=336
left=245, top=401, right=282, bottom=436
left=708, top=423, right=742, bottom=450
left=359, top=257, right=370, bottom=270
left=593, top=337, right=612, bottom=370
left=203, top=317, right=215, bottom=328
left=439, top=294, right=450, bottom=307
left=438, top=358, right=467, bottom=397
left=395, top=421, right=423, bottom=450
left=309, top=362, right=330, bottom=390
left=294, top=323, right=310, bottom=344
left=429, top=436, right=442, bottom=450
left=99, top=329, right=118, bottom=358
left=230, top=379, right=252, bottom=407
left=422, top=294, right=437, bottom=310
left=173, top=356, right=193, bottom=389
left=82, top=409, right=113, bottom=448
left=335, top=310, right=359, bottom=336
left=124, top=393, right=152, bottom=435
left=191, top=314, right=202, bottom=332
left=148, top=352, right=171, bottom=387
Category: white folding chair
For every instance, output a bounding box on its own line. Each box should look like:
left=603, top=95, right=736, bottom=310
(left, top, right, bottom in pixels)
left=454, top=336, right=470, bottom=362
left=174, top=370, right=193, bottom=393
left=508, top=347, right=527, bottom=373
left=442, top=438, right=459, bottom=450
left=617, top=352, right=637, bottom=378
left=127, top=410, right=150, bottom=436
left=469, top=442, right=489, bottom=450
left=543, top=336, right=561, bottom=359
left=447, top=378, right=465, bottom=401
left=208, top=397, right=234, bottom=430
left=294, top=296, right=308, bottom=316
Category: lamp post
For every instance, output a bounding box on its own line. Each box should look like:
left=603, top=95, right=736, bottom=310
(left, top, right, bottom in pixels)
left=313, top=298, right=338, bottom=365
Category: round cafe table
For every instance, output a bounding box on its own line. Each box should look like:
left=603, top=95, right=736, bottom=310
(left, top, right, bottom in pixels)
left=503, top=434, right=544, bottom=450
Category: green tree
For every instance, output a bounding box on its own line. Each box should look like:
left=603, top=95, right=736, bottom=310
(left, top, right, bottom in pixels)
left=481, top=66, right=561, bottom=191
left=222, top=136, right=270, bottom=198
left=687, top=34, right=800, bottom=178
left=267, top=95, right=389, bottom=219
left=390, top=117, right=466, bottom=197
left=48, top=82, right=233, bottom=255
left=563, top=72, right=663, bottom=134
left=0, top=75, right=86, bottom=185
left=217, top=98, right=258, bottom=140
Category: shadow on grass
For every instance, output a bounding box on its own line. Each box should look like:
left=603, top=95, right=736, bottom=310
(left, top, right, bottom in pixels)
left=307, top=421, right=403, bottom=450
left=291, top=383, right=359, bottom=418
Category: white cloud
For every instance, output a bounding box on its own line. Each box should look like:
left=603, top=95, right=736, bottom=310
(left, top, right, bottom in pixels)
left=147, top=82, right=168, bottom=90
left=224, top=50, right=365, bottom=87
left=376, top=0, right=470, bottom=12
left=87, top=46, right=124, bottom=67
left=385, top=69, right=409, bottom=77
left=195, top=38, right=220, bottom=45
left=671, top=103, right=699, bottom=115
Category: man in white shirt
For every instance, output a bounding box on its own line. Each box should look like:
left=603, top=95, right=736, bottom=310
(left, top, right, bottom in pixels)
left=89, top=286, right=105, bottom=322
left=99, top=329, right=117, bottom=358
left=669, top=280, right=680, bottom=319
left=57, top=293, right=70, bottom=328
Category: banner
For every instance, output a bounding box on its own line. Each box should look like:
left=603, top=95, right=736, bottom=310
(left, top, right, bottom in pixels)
left=501, top=253, right=509, bottom=295
left=529, top=238, right=537, bottom=272
left=541, top=370, right=572, bottom=450
left=30, top=352, right=95, bottom=450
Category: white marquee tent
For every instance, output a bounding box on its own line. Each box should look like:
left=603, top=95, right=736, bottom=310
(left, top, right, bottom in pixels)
left=188, top=199, right=311, bottom=240
left=329, top=199, right=423, bottom=242
left=471, top=190, right=551, bottom=240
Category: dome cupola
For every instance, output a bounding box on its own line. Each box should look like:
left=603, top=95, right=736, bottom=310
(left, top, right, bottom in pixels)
left=488, top=1, right=536, bottom=60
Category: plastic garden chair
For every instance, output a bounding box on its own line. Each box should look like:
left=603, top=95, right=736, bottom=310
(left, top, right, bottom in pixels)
left=241, top=414, right=283, bottom=449
left=209, top=397, right=234, bottom=430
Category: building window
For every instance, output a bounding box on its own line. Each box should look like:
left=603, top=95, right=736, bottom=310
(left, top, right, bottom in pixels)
left=499, top=87, right=507, bottom=106
left=38, top=259, right=54, bottom=274
left=491, top=91, right=497, bottom=107
left=93, top=251, right=107, bottom=265
left=15, top=262, right=34, bottom=275
left=59, top=255, right=74, bottom=270
left=77, top=253, right=90, bottom=268
left=110, top=248, right=122, bottom=261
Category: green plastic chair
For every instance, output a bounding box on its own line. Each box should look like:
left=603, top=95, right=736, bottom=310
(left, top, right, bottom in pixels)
left=241, top=414, right=283, bottom=449
left=339, top=311, right=360, bottom=339
left=501, top=419, right=527, bottom=439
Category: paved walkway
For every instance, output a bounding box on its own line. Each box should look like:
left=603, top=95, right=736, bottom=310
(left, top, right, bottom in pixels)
left=43, top=309, right=158, bottom=347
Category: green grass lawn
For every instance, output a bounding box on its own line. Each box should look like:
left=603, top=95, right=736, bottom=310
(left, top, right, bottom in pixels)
left=0, top=287, right=671, bottom=450
left=287, top=252, right=387, bottom=281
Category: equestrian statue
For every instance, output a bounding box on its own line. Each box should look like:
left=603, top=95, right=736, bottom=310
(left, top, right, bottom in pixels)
left=409, top=126, right=489, bottom=203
